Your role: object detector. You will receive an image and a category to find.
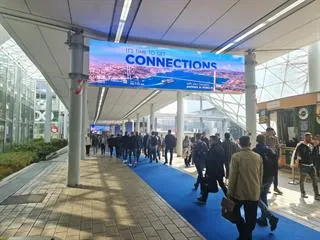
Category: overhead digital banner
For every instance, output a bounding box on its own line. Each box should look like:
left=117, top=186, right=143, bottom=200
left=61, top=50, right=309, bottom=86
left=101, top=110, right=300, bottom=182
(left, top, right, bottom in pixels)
left=89, top=40, right=245, bottom=93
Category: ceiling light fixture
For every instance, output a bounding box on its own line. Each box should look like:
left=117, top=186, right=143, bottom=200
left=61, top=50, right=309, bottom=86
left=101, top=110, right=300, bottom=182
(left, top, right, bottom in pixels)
left=234, top=23, right=266, bottom=43
left=216, top=42, right=234, bottom=54
left=94, top=0, right=133, bottom=123
left=115, top=0, right=132, bottom=43
left=122, top=90, right=160, bottom=120
left=266, top=0, right=306, bottom=23
left=215, top=0, right=307, bottom=54
left=94, top=87, right=106, bottom=123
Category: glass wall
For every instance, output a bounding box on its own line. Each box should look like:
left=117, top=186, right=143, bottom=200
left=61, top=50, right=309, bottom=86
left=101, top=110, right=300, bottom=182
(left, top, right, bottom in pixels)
left=0, top=51, right=35, bottom=152
left=155, top=96, right=243, bottom=139
left=33, top=80, right=65, bottom=139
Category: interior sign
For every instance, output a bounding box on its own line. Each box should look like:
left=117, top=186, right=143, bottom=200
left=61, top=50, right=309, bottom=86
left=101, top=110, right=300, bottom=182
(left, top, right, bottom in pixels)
left=89, top=40, right=244, bottom=92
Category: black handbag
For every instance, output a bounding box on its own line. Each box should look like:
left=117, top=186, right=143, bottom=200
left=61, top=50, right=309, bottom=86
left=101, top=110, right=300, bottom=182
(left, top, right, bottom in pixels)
left=221, top=197, right=239, bottom=223
left=202, top=175, right=218, bottom=193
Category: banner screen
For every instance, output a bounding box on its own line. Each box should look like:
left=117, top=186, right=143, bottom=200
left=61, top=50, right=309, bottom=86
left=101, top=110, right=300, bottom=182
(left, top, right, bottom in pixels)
left=89, top=40, right=245, bottom=93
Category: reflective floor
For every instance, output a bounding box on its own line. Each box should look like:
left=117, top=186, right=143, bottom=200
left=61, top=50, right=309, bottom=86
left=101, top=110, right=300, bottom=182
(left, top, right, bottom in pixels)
left=169, top=153, right=320, bottom=232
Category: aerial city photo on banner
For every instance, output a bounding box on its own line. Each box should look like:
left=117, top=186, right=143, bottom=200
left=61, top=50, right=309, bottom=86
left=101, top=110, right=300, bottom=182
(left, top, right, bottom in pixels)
left=89, top=40, right=245, bottom=93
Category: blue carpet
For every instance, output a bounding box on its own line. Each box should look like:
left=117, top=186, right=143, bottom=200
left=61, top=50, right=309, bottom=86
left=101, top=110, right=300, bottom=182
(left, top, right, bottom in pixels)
left=132, top=158, right=320, bottom=240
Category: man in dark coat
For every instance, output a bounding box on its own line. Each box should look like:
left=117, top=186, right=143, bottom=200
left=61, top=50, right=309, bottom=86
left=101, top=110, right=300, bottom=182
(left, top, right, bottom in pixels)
left=122, top=132, right=130, bottom=161
left=143, top=133, right=149, bottom=157
left=201, top=131, right=210, bottom=147
left=222, top=132, right=239, bottom=179
left=197, top=135, right=227, bottom=204
left=253, top=134, right=279, bottom=231
left=128, top=132, right=137, bottom=167
left=164, top=130, right=176, bottom=165
left=193, top=133, right=208, bottom=191
left=136, top=132, right=143, bottom=165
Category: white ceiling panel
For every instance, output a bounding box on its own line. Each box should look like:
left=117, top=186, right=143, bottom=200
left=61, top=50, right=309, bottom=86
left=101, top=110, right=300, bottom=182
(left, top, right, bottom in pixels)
left=3, top=19, right=62, bottom=74
left=163, top=0, right=238, bottom=43
left=194, top=0, right=287, bottom=46
left=96, top=88, right=179, bottom=121
left=26, top=0, right=71, bottom=23
left=0, top=17, right=70, bottom=107
left=87, top=86, right=99, bottom=120
left=0, top=0, right=29, bottom=13
left=0, top=24, right=10, bottom=45
left=238, top=1, right=320, bottom=63
left=69, top=0, right=115, bottom=33
left=130, top=0, right=189, bottom=40
left=39, top=26, right=70, bottom=78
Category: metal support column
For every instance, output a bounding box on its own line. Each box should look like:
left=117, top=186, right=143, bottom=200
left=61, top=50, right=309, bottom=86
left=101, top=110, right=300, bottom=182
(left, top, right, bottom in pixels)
left=308, top=41, right=320, bottom=92
left=147, top=116, right=151, bottom=133
left=67, top=31, right=88, bottom=187
left=44, top=85, right=52, bottom=143
left=122, top=120, right=126, bottom=135
left=131, top=119, right=135, bottom=132
left=150, top=104, right=155, bottom=131
left=81, top=81, right=88, bottom=160
left=136, top=113, right=140, bottom=133
left=63, top=110, right=68, bottom=139
left=176, top=91, right=184, bottom=157
left=200, top=96, right=204, bottom=132
left=245, top=50, right=257, bottom=147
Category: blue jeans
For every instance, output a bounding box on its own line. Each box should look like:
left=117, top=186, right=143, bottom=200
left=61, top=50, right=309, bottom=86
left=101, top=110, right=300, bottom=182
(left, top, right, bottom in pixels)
left=259, top=177, right=273, bottom=220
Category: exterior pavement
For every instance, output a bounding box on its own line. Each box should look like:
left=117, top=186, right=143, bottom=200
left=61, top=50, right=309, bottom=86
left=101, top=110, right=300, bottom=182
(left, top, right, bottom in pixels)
left=1, top=150, right=320, bottom=240
left=0, top=154, right=203, bottom=240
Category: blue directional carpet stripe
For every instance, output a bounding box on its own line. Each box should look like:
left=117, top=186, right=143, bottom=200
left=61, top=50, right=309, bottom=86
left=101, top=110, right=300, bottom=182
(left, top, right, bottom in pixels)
left=132, top=158, right=320, bottom=240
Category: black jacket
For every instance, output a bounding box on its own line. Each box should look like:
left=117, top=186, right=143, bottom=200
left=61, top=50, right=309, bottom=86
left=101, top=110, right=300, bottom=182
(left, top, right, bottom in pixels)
left=313, top=145, right=320, bottom=168
left=201, top=136, right=210, bottom=147
left=222, top=139, right=238, bottom=164
left=165, top=134, right=176, bottom=149
left=143, top=135, right=149, bottom=147
left=253, top=144, right=277, bottom=182
left=129, top=135, right=138, bottom=149
left=295, top=142, right=314, bottom=165
left=193, top=139, right=209, bottom=165
left=137, top=135, right=143, bottom=148
left=205, top=143, right=225, bottom=180
left=123, top=135, right=130, bottom=148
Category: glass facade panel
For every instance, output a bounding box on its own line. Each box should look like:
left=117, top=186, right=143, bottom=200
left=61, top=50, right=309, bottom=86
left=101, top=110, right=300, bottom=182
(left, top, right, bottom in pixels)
left=203, top=47, right=309, bottom=131
left=0, top=40, right=36, bottom=151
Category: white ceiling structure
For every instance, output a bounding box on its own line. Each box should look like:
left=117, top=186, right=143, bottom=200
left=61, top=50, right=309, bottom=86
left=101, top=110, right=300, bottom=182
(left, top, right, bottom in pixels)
left=0, top=0, right=319, bottom=124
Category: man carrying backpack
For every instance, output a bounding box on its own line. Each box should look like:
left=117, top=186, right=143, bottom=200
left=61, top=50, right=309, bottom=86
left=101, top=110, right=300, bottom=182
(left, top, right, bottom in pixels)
left=193, top=133, right=209, bottom=191
left=164, top=129, right=176, bottom=165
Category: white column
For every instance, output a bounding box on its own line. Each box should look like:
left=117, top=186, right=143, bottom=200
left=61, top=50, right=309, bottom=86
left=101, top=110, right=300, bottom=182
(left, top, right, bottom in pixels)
left=110, top=125, right=115, bottom=135
left=122, top=120, right=126, bottom=135
left=136, top=113, right=140, bottom=133
left=44, top=85, right=52, bottom=143
left=131, top=119, right=135, bottom=132
left=81, top=81, right=88, bottom=160
left=63, top=110, right=69, bottom=139
left=154, top=117, right=157, bottom=131
left=200, top=96, right=204, bottom=132
left=308, top=41, right=320, bottom=92
left=245, top=50, right=257, bottom=147
left=150, top=104, right=155, bottom=131
left=176, top=91, right=184, bottom=156
left=67, top=31, right=85, bottom=187
left=147, top=116, right=151, bottom=133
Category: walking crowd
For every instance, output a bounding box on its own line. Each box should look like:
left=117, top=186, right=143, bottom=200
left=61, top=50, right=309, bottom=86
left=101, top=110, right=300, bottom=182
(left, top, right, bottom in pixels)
left=84, top=130, right=176, bottom=168
left=84, top=128, right=320, bottom=240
